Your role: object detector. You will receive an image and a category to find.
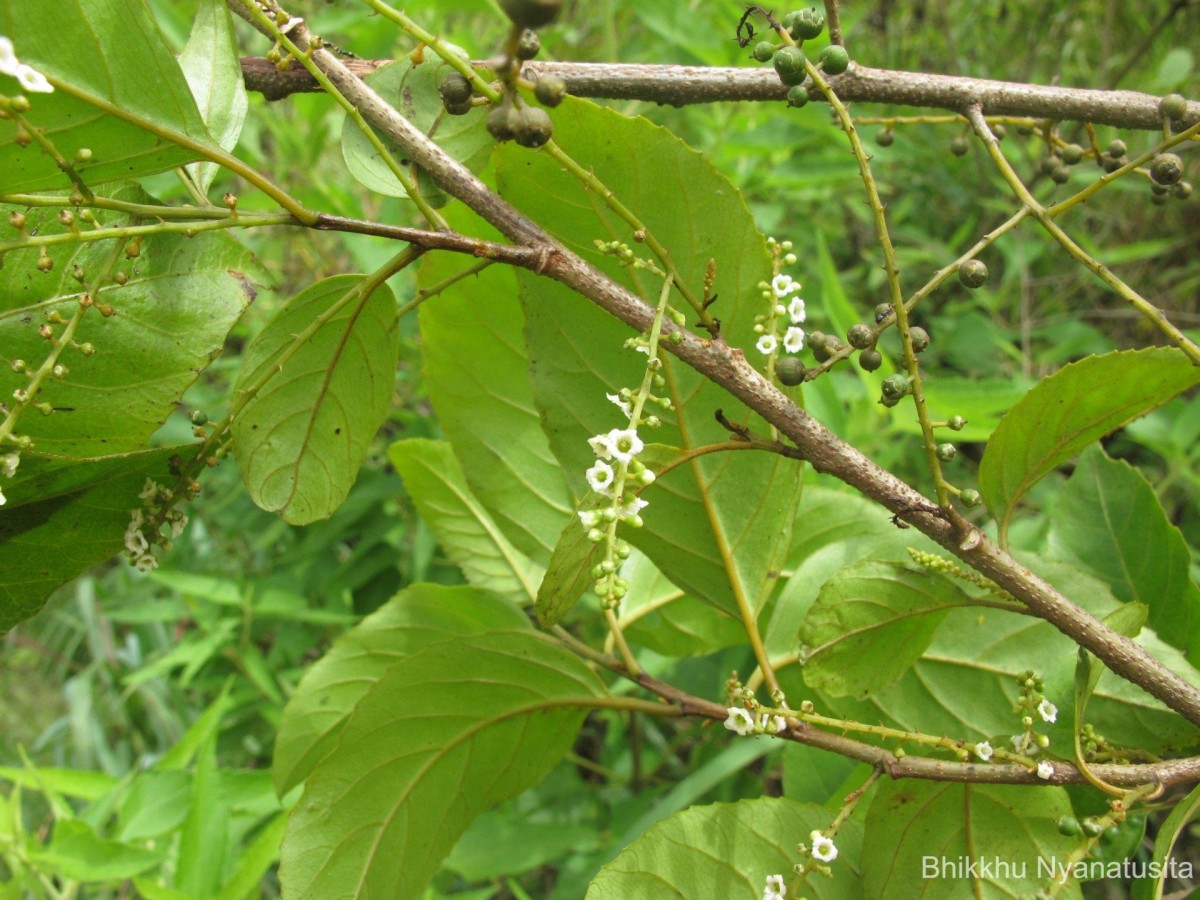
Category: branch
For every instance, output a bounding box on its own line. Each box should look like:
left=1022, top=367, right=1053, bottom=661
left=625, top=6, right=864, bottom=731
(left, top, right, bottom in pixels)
left=275, top=16, right=1200, bottom=730
left=240, top=55, right=1200, bottom=130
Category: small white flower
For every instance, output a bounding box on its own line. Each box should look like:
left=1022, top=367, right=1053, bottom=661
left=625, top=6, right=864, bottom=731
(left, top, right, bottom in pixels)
left=756, top=334, right=778, bottom=355
left=0, top=452, right=19, bottom=477
left=1037, top=760, right=1053, bottom=780
left=578, top=509, right=600, bottom=528
left=788, top=296, right=807, bottom=324
left=0, top=37, right=18, bottom=77
left=723, top=707, right=754, bottom=736
left=782, top=326, right=805, bottom=354
left=1038, top=699, right=1057, bottom=724
left=762, top=873, right=787, bottom=900
left=589, top=433, right=612, bottom=460
left=168, top=512, right=187, bottom=539
left=604, top=428, right=643, bottom=464
left=620, top=495, right=649, bottom=520
left=772, top=274, right=800, bottom=298
left=758, top=712, right=788, bottom=734
left=133, top=552, right=158, bottom=572
left=1011, top=733, right=1034, bottom=754
left=810, top=831, right=838, bottom=863
left=0, top=486, right=6, bottom=507
left=606, top=392, right=631, bottom=417
left=15, top=63, right=52, bottom=93
left=585, top=460, right=615, bottom=495
left=138, top=478, right=160, bottom=502
left=974, top=741, right=993, bottom=761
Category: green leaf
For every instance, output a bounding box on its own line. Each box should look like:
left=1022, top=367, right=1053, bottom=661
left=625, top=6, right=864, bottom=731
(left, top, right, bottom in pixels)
left=0, top=447, right=180, bottom=634
left=273, top=583, right=529, bottom=796
left=536, top=508, right=604, bottom=627
left=278, top=629, right=606, bottom=900
left=418, top=211, right=573, bottom=566
left=232, top=275, right=399, bottom=525
left=1131, top=781, right=1200, bottom=900
left=0, top=194, right=257, bottom=457
left=0, top=767, right=117, bottom=802
left=0, top=0, right=217, bottom=191
left=801, top=560, right=970, bottom=699
left=861, top=780, right=1081, bottom=898
left=178, top=0, right=248, bottom=195
left=175, top=729, right=228, bottom=898
left=341, top=59, right=491, bottom=203
left=27, top=820, right=164, bottom=883
left=978, top=348, right=1200, bottom=542
left=588, top=798, right=863, bottom=899
left=1050, top=445, right=1200, bottom=659
left=388, top=438, right=543, bottom=604
left=497, top=98, right=801, bottom=617
left=117, top=771, right=192, bottom=841
left=215, top=812, right=288, bottom=900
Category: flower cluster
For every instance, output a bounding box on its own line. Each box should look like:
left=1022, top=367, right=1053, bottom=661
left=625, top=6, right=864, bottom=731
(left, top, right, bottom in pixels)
left=123, top=478, right=187, bottom=572
left=723, top=706, right=788, bottom=736
left=1008, top=670, right=1056, bottom=766
left=0, top=37, right=54, bottom=93
left=753, top=238, right=807, bottom=362
left=0, top=450, right=19, bottom=507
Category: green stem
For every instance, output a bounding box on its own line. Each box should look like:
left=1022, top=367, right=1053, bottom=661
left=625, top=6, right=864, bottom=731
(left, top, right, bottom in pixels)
left=0, top=213, right=292, bottom=255
left=396, top=259, right=494, bottom=319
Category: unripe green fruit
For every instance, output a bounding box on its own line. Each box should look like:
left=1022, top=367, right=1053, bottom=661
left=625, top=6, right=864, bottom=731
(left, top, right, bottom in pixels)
left=818, top=45, right=850, bottom=75
left=1173, top=181, right=1193, bottom=200
left=1040, top=155, right=1060, bottom=176
left=443, top=97, right=474, bottom=116
left=776, top=356, right=807, bottom=386
left=1151, top=182, right=1170, bottom=196
left=958, top=259, right=988, bottom=288
left=786, top=85, right=810, bottom=108
left=950, top=135, right=969, bottom=156
left=992, top=123, right=1006, bottom=140
left=859, top=349, right=883, bottom=371
left=874, top=302, right=894, bottom=323
left=1050, top=164, right=1071, bottom=184
left=879, top=393, right=902, bottom=409
left=960, top=488, right=981, bottom=507
left=948, top=415, right=966, bottom=431
left=190, top=410, right=208, bottom=426
left=752, top=41, right=776, bottom=62
left=1081, top=818, right=1104, bottom=838
left=881, top=373, right=910, bottom=399
left=514, top=106, right=553, bottom=147
left=1100, top=826, right=1120, bottom=846
left=487, top=104, right=519, bottom=141
left=1159, top=93, right=1187, bottom=120
left=1061, top=143, right=1084, bottom=165
left=773, top=46, right=807, bottom=86
left=1151, top=191, right=1170, bottom=207
left=847, top=323, right=874, bottom=349
left=500, top=0, right=562, bottom=28
left=792, top=7, right=826, bottom=40
left=937, top=442, right=957, bottom=461
left=1102, top=154, right=1127, bottom=174
left=876, top=129, right=894, bottom=147
left=805, top=330, right=828, bottom=351
left=1150, top=152, right=1184, bottom=186
left=1056, top=816, right=1081, bottom=837
left=534, top=74, right=567, bottom=107
left=1106, top=139, right=1127, bottom=158
left=516, top=28, right=541, bottom=60
left=439, top=72, right=473, bottom=105
left=909, top=326, right=930, bottom=353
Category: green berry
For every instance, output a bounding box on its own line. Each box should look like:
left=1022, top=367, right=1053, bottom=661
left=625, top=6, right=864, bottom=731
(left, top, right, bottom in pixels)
left=1151, top=191, right=1170, bottom=207
left=791, top=8, right=826, bottom=40
left=876, top=129, right=894, bottom=147
left=859, top=349, right=883, bottom=372
left=937, top=443, right=957, bottom=461
left=1105, top=139, right=1127, bottom=157
left=879, top=393, right=902, bottom=409
left=1102, top=154, right=1128, bottom=174
left=1056, top=816, right=1081, bottom=837
left=1173, top=181, right=1193, bottom=200
left=958, top=259, right=988, bottom=288
left=514, top=106, right=553, bottom=147
left=773, top=46, right=807, bottom=86
left=951, top=135, right=969, bottom=156
left=818, top=45, right=850, bottom=75
left=881, top=373, right=910, bottom=400
left=908, top=326, right=930, bottom=353
left=438, top=72, right=473, bottom=105
left=487, top=104, right=519, bottom=141
left=874, top=302, right=894, bottom=323
left=805, top=330, right=827, bottom=351
left=1061, top=143, right=1083, bottom=165
left=500, top=0, right=562, bottom=28
left=776, top=356, right=807, bottom=386
left=443, top=98, right=474, bottom=116
left=960, top=489, right=981, bottom=508
left=786, top=85, right=810, bottom=108
left=1081, top=818, right=1104, bottom=838
left=190, top=410, right=208, bottom=426
left=515, top=28, right=541, bottom=60
left=752, top=41, right=776, bottom=62
left=992, top=123, right=1006, bottom=140
left=847, top=323, right=874, bottom=349
left=1150, top=152, right=1184, bottom=186
left=1050, top=164, right=1071, bottom=184
left=1159, top=93, right=1187, bottom=121
left=534, top=74, right=567, bottom=107
left=948, top=415, right=966, bottom=431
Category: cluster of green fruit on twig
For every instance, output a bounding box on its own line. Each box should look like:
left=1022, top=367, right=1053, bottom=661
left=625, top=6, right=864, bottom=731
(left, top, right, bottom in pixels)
left=746, top=8, right=850, bottom=109
left=436, top=0, right=566, bottom=148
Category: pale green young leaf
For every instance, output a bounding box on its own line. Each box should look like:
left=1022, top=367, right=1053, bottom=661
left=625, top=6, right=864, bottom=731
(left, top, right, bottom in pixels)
left=273, top=583, right=529, bottom=796
left=978, top=348, right=1200, bottom=541
left=497, top=98, right=801, bottom=618
left=232, top=275, right=399, bottom=525
left=862, top=781, right=1080, bottom=898
left=0, top=0, right=217, bottom=191
left=801, top=560, right=971, bottom=699
left=1050, top=445, right=1200, bottom=660
left=279, top=630, right=606, bottom=900
left=588, top=798, right=863, bottom=899
left=388, top=438, right=543, bottom=604
left=536, top=509, right=604, bottom=627
left=179, top=0, right=248, bottom=195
